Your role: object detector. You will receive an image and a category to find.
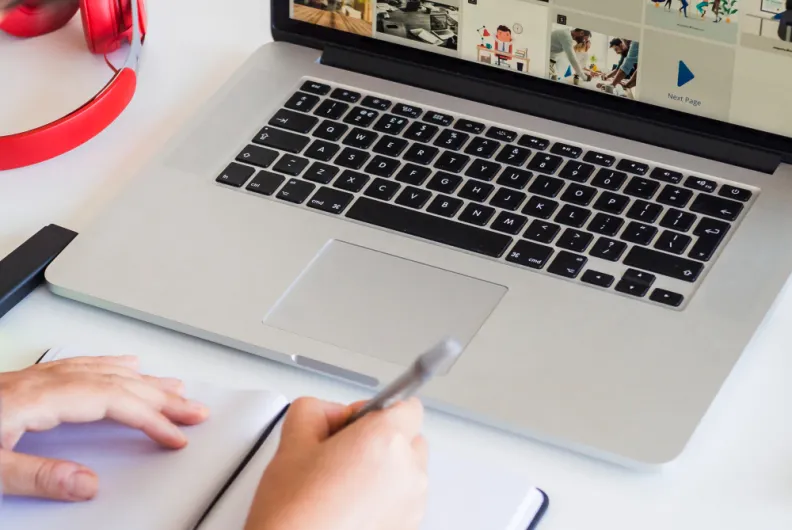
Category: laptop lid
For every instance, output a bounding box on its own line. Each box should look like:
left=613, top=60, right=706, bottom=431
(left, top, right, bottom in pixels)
left=272, top=0, right=792, bottom=173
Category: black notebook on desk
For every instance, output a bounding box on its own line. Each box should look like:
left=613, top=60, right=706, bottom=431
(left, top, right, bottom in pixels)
left=0, top=347, right=549, bottom=529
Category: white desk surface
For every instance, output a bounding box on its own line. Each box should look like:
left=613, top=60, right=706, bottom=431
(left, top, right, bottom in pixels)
left=1, top=1, right=791, bottom=528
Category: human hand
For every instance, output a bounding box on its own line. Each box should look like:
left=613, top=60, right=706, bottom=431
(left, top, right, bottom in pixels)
left=244, top=397, right=428, bottom=530
left=0, top=355, right=209, bottom=501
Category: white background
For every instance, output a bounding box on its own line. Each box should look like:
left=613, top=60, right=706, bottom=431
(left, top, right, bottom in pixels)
left=2, top=1, right=792, bottom=528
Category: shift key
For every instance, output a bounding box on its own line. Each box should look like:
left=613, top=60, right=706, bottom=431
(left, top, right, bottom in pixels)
left=253, top=126, right=311, bottom=153
left=623, top=246, right=703, bottom=282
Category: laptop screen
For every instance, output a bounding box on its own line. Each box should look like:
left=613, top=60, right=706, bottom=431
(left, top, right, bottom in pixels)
left=288, top=0, right=792, bottom=142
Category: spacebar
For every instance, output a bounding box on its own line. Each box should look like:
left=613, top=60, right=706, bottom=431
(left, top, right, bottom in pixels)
left=345, top=198, right=513, bottom=258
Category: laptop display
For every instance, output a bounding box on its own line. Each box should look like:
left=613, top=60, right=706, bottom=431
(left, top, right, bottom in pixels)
left=288, top=0, right=792, bottom=141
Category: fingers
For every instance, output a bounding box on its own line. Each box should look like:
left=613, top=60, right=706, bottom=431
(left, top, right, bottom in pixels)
left=100, top=388, right=190, bottom=449
left=41, top=355, right=139, bottom=370
left=0, top=449, right=99, bottom=502
left=281, top=397, right=349, bottom=447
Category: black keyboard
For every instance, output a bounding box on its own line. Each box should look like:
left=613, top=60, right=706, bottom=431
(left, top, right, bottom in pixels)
left=215, top=79, right=758, bottom=310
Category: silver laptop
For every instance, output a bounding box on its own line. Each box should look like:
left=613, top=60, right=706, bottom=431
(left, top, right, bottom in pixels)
left=46, top=0, right=792, bottom=468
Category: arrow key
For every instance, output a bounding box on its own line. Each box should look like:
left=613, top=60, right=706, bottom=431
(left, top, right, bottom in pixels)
left=689, top=193, right=743, bottom=221
left=650, top=289, right=685, bottom=307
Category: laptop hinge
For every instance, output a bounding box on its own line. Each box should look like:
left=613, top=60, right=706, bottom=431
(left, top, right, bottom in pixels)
left=319, top=44, right=782, bottom=175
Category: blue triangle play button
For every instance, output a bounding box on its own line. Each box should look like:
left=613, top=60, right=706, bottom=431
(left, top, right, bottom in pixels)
left=677, top=61, right=695, bottom=87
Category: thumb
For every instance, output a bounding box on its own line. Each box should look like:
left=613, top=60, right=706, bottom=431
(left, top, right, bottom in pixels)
left=0, top=449, right=98, bottom=501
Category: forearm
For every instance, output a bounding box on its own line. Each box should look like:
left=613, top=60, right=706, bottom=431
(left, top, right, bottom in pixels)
left=611, top=70, right=627, bottom=85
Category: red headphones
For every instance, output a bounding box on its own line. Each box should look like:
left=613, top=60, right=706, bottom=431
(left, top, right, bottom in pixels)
left=0, top=0, right=147, bottom=171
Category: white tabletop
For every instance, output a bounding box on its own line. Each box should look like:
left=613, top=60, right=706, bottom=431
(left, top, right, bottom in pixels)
left=2, top=1, right=791, bottom=528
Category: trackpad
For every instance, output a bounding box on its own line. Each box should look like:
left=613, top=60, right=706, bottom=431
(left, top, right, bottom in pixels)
left=263, top=240, right=507, bottom=366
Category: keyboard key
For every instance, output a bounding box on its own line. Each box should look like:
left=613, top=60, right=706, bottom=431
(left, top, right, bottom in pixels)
left=518, top=134, right=550, bottom=150
left=489, top=188, right=526, bottom=211
left=581, top=270, right=615, bottom=288
left=423, top=111, right=454, bottom=127
left=624, top=268, right=656, bottom=286
left=486, top=127, right=517, bottom=143
left=589, top=237, right=627, bottom=261
left=427, top=171, right=463, bottom=194
left=491, top=211, right=528, bottom=234
left=364, top=178, right=401, bottom=201
left=547, top=251, right=587, bottom=278
left=583, top=151, right=615, bottom=167
left=404, top=122, right=440, bottom=142
left=620, top=221, right=657, bottom=246
left=272, top=154, right=309, bottom=176
left=495, top=145, right=532, bottom=166
left=655, top=230, right=692, bottom=255
left=343, top=107, right=379, bottom=127
left=465, top=137, right=501, bottom=159
left=392, top=103, right=423, bottom=118
left=554, top=204, right=591, bottom=228
left=304, top=140, right=340, bottom=161
left=588, top=212, right=623, bottom=236
left=300, top=81, right=331, bottom=95
left=458, top=180, right=495, bottom=202
left=719, top=184, right=752, bottom=202
left=560, top=183, right=597, bottom=206
left=454, top=119, right=486, bottom=134
left=689, top=193, right=743, bottom=221
left=527, top=153, right=563, bottom=174
left=373, top=135, right=409, bottom=157
left=626, top=200, right=663, bottom=223
left=334, top=170, right=369, bottom=192
left=284, top=92, right=320, bottom=112
left=253, top=126, right=310, bottom=153
left=313, top=119, right=348, bottom=141
left=435, top=152, right=471, bottom=173
left=650, top=289, right=684, bottom=307
left=395, top=186, right=432, bottom=209
left=276, top=178, right=315, bottom=204
left=593, top=191, right=629, bottom=214
left=304, top=162, right=339, bottom=184
left=623, top=246, right=704, bottom=282
left=615, top=277, right=650, bottom=297
left=684, top=176, right=717, bottom=193
left=459, top=204, right=496, bottom=226
left=624, top=177, right=659, bottom=199
left=506, top=240, right=554, bottom=269
left=335, top=147, right=370, bottom=169
left=528, top=175, right=564, bottom=197
left=656, top=184, right=693, bottom=208
left=403, top=143, right=439, bottom=165
left=342, top=127, right=378, bottom=149
left=330, top=88, right=360, bottom=103
left=660, top=208, right=696, bottom=232
left=245, top=171, right=285, bottom=195
left=550, top=143, right=582, bottom=158
left=434, top=129, right=470, bottom=151
left=313, top=99, right=349, bottom=120
left=591, top=169, right=627, bottom=191
left=465, top=159, right=501, bottom=181
left=395, top=163, right=431, bottom=185
left=269, top=108, right=319, bottom=133
left=236, top=145, right=278, bottom=168
left=427, top=194, right=463, bottom=217
left=616, top=159, right=649, bottom=175
left=307, top=187, right=355, bottom=214
left=524, top=220, right=560, bottom=244
left=650, top=167, right=683, bottom=184
left=346, top=198, right=513, bottom=257
left=496, top=168, right=532, bottom=189
left=216, top=162, right=255, bottom=187
left=522, top=196, right=558, bottom=219
left=365, top=155, right=401, bottom=178
left=689, top=217, right=730, bottom=261
left=373, top=114, right=410, bottom=135
left=361, top=95, right=392, bottom=111
left=557, top=228, right=593, bottom=252
left=559, top=161, right=595, bottom=183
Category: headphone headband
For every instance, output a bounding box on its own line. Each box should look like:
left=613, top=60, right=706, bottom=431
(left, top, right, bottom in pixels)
left=0, top=0, right=145, bottom=171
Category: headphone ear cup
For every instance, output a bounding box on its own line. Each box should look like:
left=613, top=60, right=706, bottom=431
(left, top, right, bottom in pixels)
left=0, top=0, right=80, bottom=38
left=80, top=0, right=145, bottom=55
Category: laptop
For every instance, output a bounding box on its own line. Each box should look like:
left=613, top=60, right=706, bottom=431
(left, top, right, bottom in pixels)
left=430, top=13, right=455, bottom=40
left=45, top=0, right=792, bottom=468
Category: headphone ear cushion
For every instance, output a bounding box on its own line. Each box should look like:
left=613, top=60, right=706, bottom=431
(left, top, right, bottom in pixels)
left=80, top=0, right=145, bottom=55
left=0, top=0, right=80, bottom=38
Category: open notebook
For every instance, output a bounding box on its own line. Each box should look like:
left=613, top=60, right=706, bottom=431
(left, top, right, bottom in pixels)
left=0, top=347, right=548, bottom=530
